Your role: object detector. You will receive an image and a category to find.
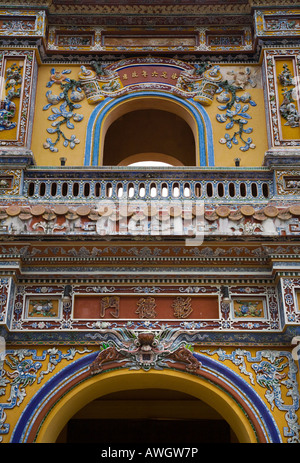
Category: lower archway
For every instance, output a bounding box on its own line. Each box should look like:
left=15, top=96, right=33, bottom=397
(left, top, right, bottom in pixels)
left=11, top=351, right=281, bottom=443
left=36, top=368, right=254, bottom=443
left=56, top=388, right=238, bottom=443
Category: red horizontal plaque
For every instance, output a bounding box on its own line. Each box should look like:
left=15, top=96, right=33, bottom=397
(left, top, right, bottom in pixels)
left=117, top=65, right=181, bottom=87
left=73, top=294, right=219, bottom=320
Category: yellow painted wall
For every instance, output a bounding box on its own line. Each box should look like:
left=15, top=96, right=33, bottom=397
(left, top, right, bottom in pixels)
left=30, top=64, right=269, bottom=168
left=205, top=87, right=268, bottom=167
left=31, top=65, right=89, bottom=167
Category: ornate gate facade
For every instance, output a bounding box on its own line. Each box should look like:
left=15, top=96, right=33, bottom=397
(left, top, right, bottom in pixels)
left=0, top=1, right=300, bottom=444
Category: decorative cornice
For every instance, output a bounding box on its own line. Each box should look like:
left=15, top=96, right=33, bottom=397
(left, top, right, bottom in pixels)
left=0, top=1, right=252, bottom=27
left=48, top=4, right=251, bottom=15
left=250, top=0, right=300, bottom=6
left=3, top=325, right=300, bottom=346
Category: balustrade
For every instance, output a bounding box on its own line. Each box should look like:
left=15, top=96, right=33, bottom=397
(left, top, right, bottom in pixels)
left=23, top=169, right=272, bottom=202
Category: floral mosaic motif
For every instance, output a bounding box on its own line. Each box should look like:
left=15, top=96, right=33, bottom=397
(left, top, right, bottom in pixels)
left=1, top=20, right=35, bottom=32
left=43, top=68, right=85, bottom=152
left=278, top=64, right=300, bottom=128
left=27, top=299, right=58, bottom=318
left=202, top=349, right=300, bottom=443
left=216, top=73, right=257, bottom=152
left=0, top=50, right=35, bottom=147
left=5, top=63, right=23, bottom=100
left=233, top=299, right=264, bottom=318
left=0, top=62, right=23, bottom=132
left=0, top=99, right=16, bottom=131
left=266, top=18, right=300, bottom=31
left=0, top=347, right=91, bottom=442
left=264, top=49, right=300, bottom=147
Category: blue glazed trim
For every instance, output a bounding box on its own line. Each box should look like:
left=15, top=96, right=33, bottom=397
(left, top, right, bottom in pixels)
left=84, top=97, right=113, bottom=166
left=84, top=92, right=214, bottom=167
left=188, top=98, right=215, bottom=167
left=11, top=350, right=280, bottom=443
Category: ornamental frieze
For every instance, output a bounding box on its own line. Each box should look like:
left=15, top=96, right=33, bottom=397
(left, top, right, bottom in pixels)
left=0, top=9, right=46, bottom=37
left=255, top=8, right=300, bottom=37
left=47, top=25, right=252, bottom=53
left=77, top=58, right=223, bottom=105
left=8, top=282, right=281, bottom=332
left=0, top=201, right=299, bottom=239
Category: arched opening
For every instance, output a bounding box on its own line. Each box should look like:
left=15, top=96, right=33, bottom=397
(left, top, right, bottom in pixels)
left=56, top=388, right=238, bottom=443
left=103, top=109, right=195, bottom=166
left=84, top=92, right=214, bottom=166
left=25, top=365, right=268, bottom=444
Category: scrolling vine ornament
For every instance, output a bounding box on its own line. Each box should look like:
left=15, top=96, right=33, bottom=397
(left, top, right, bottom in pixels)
left=43, top=68, right=84, bottom=152
left=0, top=347, right=91, bottom=442
left=216, top=79, right=257, bottom=152
left=201, top=348, right=300, bottom=443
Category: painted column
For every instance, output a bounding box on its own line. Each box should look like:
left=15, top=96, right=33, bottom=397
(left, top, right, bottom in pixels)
left=254, top=9, right=300, bottom=166
left=0, top=9, right=46, bottom=164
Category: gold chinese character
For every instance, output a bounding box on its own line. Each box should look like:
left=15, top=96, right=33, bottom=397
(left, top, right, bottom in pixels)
left=172, top=297, right=193, bottom=319
left=161, top=72, right=168, bottom=79
left=141, top=70, right=148, bottom=77
left=132, top=71, right=138, bottom=78
left=136, top=297, right=157, bottom=319
left=171, top=73, right=178, bottom=80
left=122, top=73, right=128, bottom=80
left=100, top=296, right=120, bottom=318
left=151, top=71, right=158, bottom=77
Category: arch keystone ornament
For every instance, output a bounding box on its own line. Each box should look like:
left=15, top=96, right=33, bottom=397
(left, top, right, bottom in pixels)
left=89, top=329, right=201, bottom=374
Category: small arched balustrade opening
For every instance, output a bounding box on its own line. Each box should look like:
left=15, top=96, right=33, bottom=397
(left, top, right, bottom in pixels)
left=103, top=109, right=195, bottom=166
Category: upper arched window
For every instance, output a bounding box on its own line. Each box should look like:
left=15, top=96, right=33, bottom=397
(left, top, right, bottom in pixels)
left=103, top=109, right=195, bottom=166
left=84, top=92, right=214, bottom=167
